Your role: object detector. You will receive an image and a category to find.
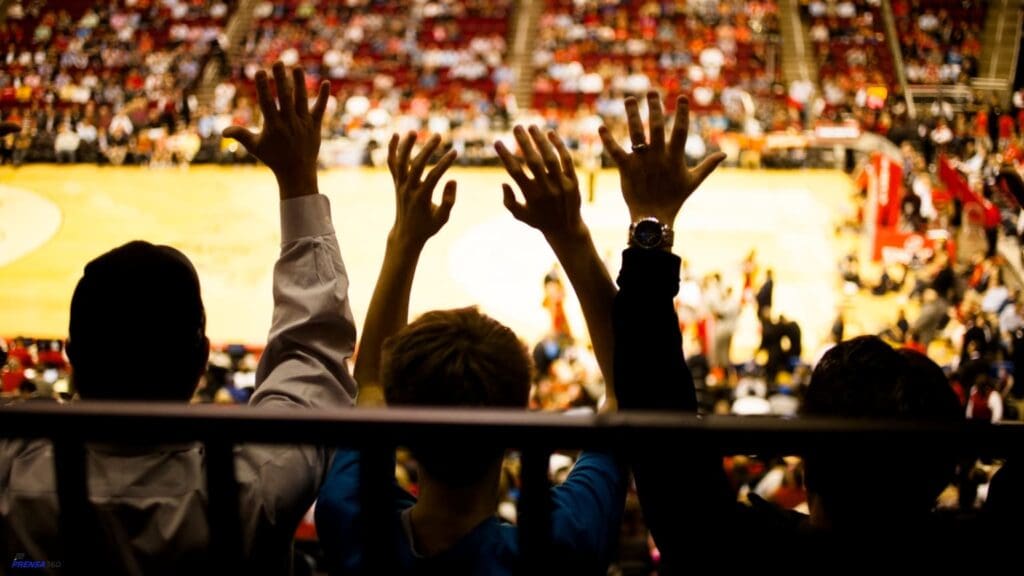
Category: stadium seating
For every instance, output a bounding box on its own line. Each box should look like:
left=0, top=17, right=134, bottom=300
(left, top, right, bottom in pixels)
left=533, top=0, right=782, bottom=112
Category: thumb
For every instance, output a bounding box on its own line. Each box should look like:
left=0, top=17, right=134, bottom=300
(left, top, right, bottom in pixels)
left=691, top=152, right=727, bottom=189
left=223, top=126, right=257, bottom=153
left=502, top=183, right=528, bottom=222
left=436, top=180, right=457, bottom=225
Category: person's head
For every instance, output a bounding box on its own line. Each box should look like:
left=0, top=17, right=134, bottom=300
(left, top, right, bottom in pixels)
left=68, top=241, right=208, bottom=401
left=961, top=360, right=993, bottom=393
left=381, top=307, right=531, bottom=486
left=18, top=378, right=37, bottom=398
left=801, top=336, right=961, bottom=527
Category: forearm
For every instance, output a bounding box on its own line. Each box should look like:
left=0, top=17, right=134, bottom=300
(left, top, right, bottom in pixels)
left=354, top=234, right=423, bottom=407
left=547, top=227, right=617, bottom=407
left=613, top=247, right=732, bottom=563
left=276, top=168, right=319, bottom=202
left=253, top=193, right=357, bottom=408
left=614, top=248, right=695, bottom=410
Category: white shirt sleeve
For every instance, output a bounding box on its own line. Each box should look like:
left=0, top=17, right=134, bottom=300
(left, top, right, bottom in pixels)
left=252, top=193, right=357, bottom=408
left=236, top=193, right=358, bottom=568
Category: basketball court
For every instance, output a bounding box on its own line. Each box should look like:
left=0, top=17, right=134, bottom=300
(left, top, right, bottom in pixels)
left=0, top=165, right=862, bottom=360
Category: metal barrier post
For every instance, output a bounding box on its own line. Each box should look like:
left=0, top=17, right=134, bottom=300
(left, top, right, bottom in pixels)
left=53, top=439, right=95, bottom=574
left=359, top=447, right=396, bottom=575
left=206, top=440, right=243, bottom=570
left=518, top=447, right=552, bottom=572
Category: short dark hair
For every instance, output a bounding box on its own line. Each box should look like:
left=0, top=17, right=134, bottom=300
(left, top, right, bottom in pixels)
left=802, top=336, right=962, bottom=523
left=381, top=307, right=531, bottom=484
left=68, top=241, right=208, bottom=401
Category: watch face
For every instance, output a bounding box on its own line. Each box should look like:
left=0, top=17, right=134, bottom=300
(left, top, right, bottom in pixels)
left=633, top=220, right=664, bottom=248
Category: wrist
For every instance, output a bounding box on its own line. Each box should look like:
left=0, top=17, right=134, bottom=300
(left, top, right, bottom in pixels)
left=387, top=230, right=427, bottom=257
left=544, top=223, right=591, bottom=254
left=276, top=170, right=319, bottom=200
left=629, top=210, right=678, bottom=228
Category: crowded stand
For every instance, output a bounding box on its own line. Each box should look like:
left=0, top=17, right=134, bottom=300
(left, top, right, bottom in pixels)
left=1, top=0, right=1015, bottom=172
left=532, top=0, right=785, bottom=168
left=239, top=0, right=511, bottom=91
left=800, top=0, right=897, bottom=132
left=533, top=0, right=781, bottom=108
left=0, top=0, right=233, bottom=163
left=0, top=0, right=1022, bottom=571
left=892, top=0, right=984, bottom=85
left=228, top=0, right=514, bottom=165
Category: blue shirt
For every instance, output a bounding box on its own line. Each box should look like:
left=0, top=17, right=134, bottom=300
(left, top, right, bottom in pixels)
left=315, top=450, right=625, bottom=575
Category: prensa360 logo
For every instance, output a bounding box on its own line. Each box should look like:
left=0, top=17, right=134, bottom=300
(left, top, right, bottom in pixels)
left=10, top=553, right=62, bottom=570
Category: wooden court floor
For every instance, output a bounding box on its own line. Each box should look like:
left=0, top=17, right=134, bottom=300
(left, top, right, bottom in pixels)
left=0, top=165, right=866, bottom=361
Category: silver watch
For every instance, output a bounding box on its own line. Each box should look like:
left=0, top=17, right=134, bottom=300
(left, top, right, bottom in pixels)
left=628, top=218, right=674, bottom=250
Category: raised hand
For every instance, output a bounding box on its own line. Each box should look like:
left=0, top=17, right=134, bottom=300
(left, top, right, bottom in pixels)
left=495, top=125, right=585, bottom=245
left=223, top=62, right=330, bottom=199
left=599, top=92, right=726, bottom=225
left=496, top=125, right=618, bottom=411
left=387, top=132, right=457, bottom=249
left=353, top=133, right=456, bottom=407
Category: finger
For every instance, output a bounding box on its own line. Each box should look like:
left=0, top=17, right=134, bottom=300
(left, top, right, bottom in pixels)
left=396, top=131, right=416, bottom=183
left=255, top=70, right=277, bottom=120
left=624, top=97, right=646, bottom=148
left=495, top=140, right=532, bottom=190
left=435, top=180, right=457, bottom=225
left=548, top=131, right=577, bottom=182
left=529, top=126, right=562, bottom=179
left=272, top=62, right=294, bottom=116
left=409, top=134, right=442, bottom=185
left=690, top=152, right=727, bottom=189
left=514, top=125, right=547, bottom=182
left=222, top=126, right=257, bottom=152
left=311, top=81, right=330, bottom=123
left=387, top=133, right=399, bottom=177
left=422, top=149, right=457, bottom=195
left=668, top=95, right=690, bottom=162
left=0, top=122, right=19, bottom=136
left=598, top=126, right=628, bottom=166
left=502, top=183, right=528, bottom=222
left=647, top=91, right=665, bottom=153
left=292, top=67, right=309, bottom=117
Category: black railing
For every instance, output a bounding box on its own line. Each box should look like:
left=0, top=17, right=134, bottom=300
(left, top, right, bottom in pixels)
left=2, top=401, right=1022, bottom=573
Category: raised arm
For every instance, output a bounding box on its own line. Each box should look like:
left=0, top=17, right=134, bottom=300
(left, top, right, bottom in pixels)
left=221, top=64, right=354, bottom=565
left=495, top=127, right=618, bottom=409
left=598, top=93, right=724, bottom=409
left=602, top=92, right=732, bottom=568
left=496, top=127, right=626, bottom=568
left=354, top=132, right=457, bottom=407
left=225, top=63, right=356, bottom=409
left=313, top=133, right=456, bottom=573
